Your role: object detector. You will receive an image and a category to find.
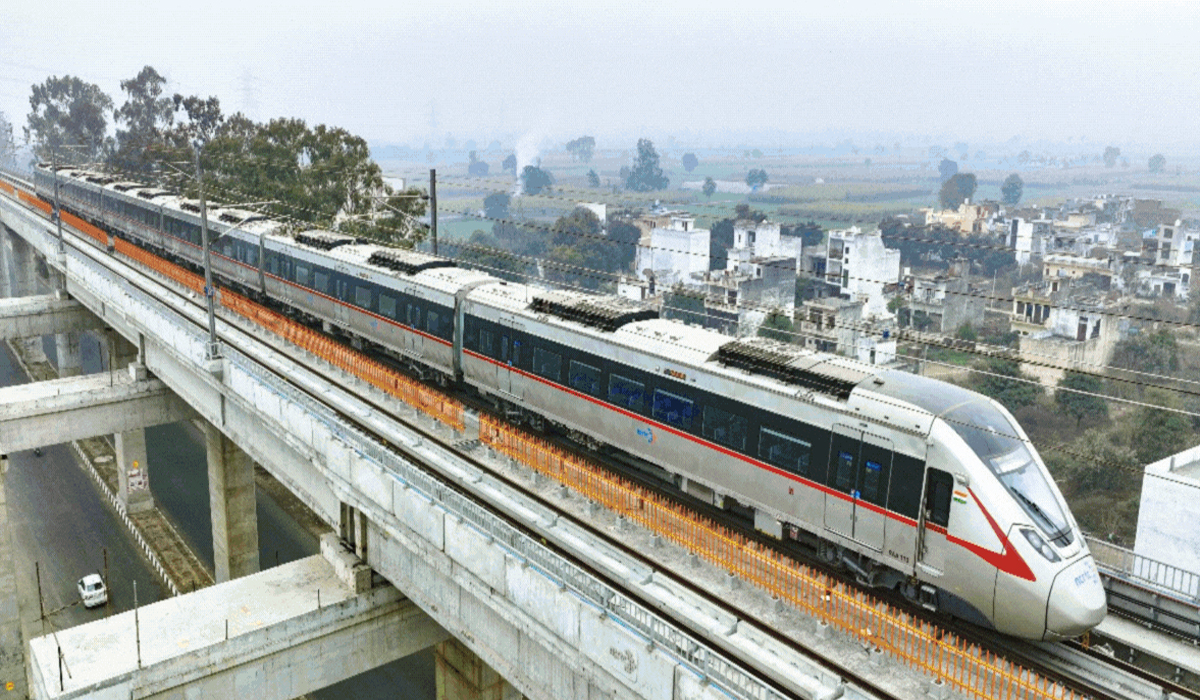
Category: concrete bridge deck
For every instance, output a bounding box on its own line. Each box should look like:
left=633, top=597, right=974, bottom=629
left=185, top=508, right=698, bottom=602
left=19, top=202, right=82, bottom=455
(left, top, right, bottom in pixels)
left=28, top=549, right=447, bottom=699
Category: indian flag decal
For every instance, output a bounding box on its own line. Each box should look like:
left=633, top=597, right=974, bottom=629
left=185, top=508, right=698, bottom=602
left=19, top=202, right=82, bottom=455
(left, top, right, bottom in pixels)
left=953, top=490, right=969, bottom=505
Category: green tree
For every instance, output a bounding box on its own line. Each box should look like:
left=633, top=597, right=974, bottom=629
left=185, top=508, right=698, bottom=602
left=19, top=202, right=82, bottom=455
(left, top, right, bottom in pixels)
left=520, top=165, right=553, bottom=195
left=758, top=309, right=795, bottom=343
left=1056, top=372, right=1108, bottom=427
left=938, top=158, right=958, bottom=182
left=1130, top=390, right=1192, bottom=464
left=1148, top=153, right=1166, bottom=173
left=1103, top=146, right=1120, bottom=168
left=544, top=208, right=609, bottom=289
left=456, top=230, right=524, bottom=281
left=565, top=136, right=595, bottom=162
left=938, top=172, right=977, bottom=209
left=502, top=154, right=517, bottom=173
left=1001, top=173, right=1024, bottom=206
left=25, top=75, right=114, bottom=162
left=972, top=358, right=1040, bottom=412
left=955, top=322, right=978, bottom=342
left=111, top=66, right=174, bottom=175
left=586, top=169, right=600, bottom=188
left=467, top=150, right=489, bottom=176
left=0, top=111, right=15, bottom=168
left=681, top=153, right=698, bottom=172
left=702, top=176, right=716, bottom=198
left=745, top=168, right=768, bottom=190
left=483, top=192, right=510, bottom=220
left=625, top=138, right=669, bottom=192
left=1110, top=330, right=1178, bottom=376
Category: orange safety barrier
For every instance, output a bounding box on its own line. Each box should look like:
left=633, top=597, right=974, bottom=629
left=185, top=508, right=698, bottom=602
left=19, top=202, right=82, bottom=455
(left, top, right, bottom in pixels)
left=9, top=183, right=465, bottom=431
left=0, top=180, right=13, bottom=195
left=479, top=415, right=1082, bottom=700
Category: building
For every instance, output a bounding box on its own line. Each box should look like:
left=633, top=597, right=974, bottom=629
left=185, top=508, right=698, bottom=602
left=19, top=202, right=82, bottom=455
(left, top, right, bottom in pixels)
left=1042, top=253, right=1114, bottom=289
left=729, top=220, right=803, bottom=273
left=824, top=226, right=901, bottom=318
left=1010, top=281, right=1120, bottom=385
left=633, top=213, right=710, bottom=290
left=922, top=200, right=1001, bottom=234
left=1133, top=443, right=1200, bottom=590
left=901, top=267, right=985, bottom=334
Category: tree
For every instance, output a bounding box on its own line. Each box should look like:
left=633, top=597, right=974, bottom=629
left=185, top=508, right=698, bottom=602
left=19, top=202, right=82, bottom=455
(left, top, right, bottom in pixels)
left=1103, top=146, right=1121, bottom=168
left=456, top=230, right=524, bottom=281
left=1056, top=372, right=1108, bottom=427
left=938, top=158, right=958, bottom=182
left=483, top=192, right=511, bottom=220
left=1001, top=173, right=1024, bottom=207
left=734, top=203, right=766, bottom=222
left=1148, top=153, right=1166, bottom=173
left=544, top=208, right=610, bottom=290
left=0, top=111, right=15, bottom=168
left=1110, top=330, right=1178, bottom=376
left=938, top=172, right=977, bottom=209
left=702, top=176, right=716, bottom=198
left=1130, top=390, right=1192, bottom=465
left=708, top=217, right=734, bottom=270
left=625, top=138, right=669, bottom=192
left=25, top=75, right=114, bottom=162
left=972, top=358, right=1040, bottom=412
left=467, top=150, right=489, bottom=176
left=502, top=154, right=517, bottom=173
left=745, top=168, right=768, bottom=190
left=681, top=153, right=698, bottom=172
left=565, top=136, right=595, bottom=162
left=955, top=322, right=977, bottom=342
left=112, top=66, right=174, bottom=175
left=520, top=165, right=553, bottom=195
left=586, top=169, right=600, bottom=188
left=758, top=309, right=795, bottom=343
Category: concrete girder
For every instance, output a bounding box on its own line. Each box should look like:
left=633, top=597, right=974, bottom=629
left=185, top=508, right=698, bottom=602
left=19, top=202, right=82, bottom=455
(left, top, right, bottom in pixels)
left=0, top=295, right=105, bottom=341
left=0, top=369, right=197, bottom=455
left=26, top=554, right=449, bottom=699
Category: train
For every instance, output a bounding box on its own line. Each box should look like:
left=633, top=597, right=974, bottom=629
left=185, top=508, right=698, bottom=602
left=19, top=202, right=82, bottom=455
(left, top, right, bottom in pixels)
left=30, top=163, right=1106, bottom=640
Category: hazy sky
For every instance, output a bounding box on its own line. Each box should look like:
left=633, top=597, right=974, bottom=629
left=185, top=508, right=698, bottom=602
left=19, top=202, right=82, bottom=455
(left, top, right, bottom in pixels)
left=3, top=0, right=1198, bottom=150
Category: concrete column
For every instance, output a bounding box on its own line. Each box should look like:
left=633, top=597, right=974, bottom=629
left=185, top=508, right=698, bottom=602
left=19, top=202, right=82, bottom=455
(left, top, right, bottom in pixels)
left=435, top=639, right=524, bottom=700
left=0, top=228, right=12, bottom=299
left=9, top=236, right=46, bottom=361
left=205, top=422, right=259, bottom=582
left=110, top=333, right=153, bottom=513
left=0, top=456, right=27, bottom=698
left=47, top=270, right=82, bottom=378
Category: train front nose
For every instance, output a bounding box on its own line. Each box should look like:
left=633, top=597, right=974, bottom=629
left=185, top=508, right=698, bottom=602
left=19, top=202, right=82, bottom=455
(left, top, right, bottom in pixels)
left=1044, top=556, right=1107, bottom=640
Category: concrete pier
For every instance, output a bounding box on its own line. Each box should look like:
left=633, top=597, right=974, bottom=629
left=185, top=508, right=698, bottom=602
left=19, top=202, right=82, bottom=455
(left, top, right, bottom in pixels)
left=436, top=639, right=524, bottom=700
left=0, top=296, right=101, bottom=343
left=206, top=422, right=260, bottom=582
left=9, top=235, right=46, bottom=362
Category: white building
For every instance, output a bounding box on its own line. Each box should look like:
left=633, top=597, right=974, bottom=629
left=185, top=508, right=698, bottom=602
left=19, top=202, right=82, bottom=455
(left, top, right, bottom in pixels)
left=824, top=226, right=900, bottom=318
left=728, top=221, right=803, bottom=273
left=634, top=214, right=710, bottom=290
left=1134, top=443, right=1200, bottom=592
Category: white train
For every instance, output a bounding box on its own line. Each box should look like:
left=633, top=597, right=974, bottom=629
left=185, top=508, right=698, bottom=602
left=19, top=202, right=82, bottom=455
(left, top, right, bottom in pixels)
left=32, top=163, right=1106, bottom=640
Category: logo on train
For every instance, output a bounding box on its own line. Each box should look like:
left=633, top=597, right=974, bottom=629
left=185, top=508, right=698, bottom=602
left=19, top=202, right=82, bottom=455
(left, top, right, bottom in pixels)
left=636, top=426, right=655, bottom=444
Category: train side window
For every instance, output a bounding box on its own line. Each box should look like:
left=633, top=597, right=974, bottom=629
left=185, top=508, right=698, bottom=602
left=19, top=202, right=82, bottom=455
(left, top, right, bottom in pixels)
left=265, top=252, right=278, bottom=275
left=407, top=304, right=421, bottom=329
left=532, top=347, right=562, bottom=382
left=313, top=271, right=329, bottom=294
left=568, top=360, right=601, bottom=396
left=608, top=374, right=645, bottom=411
left=702, top=405, right=748, bottom=451
left=511, top=339, right=521, bottom=365
left=759, top=428, right=810, bottom=475
left=835, top=450, right=856, bottom=491
left=355, top=285, right=372, bottom=309
left=295, top=264, right=311, bottom=286
left=500, top=334, right=509, bottom=362
left=426, top=310, right=440, bottom=335
left=379, top=294, right=396, bottom=319
left=479, top=329, right=495, bottom=356
left=862, top=460, right=882, bottom=502
left=924, top=469, right=954, bottom=528
left=652, top=389, right=695, bottom=431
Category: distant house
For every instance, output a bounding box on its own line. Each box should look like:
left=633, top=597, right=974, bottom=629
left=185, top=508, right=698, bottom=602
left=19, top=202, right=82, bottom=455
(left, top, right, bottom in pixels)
left=1010, top=280, right=1121, bottom=385
left=633, top=213, right=710, bottom=290
left=901, top=266, right=985, bottom=334
left=922, top=200, right=1001, bottom=235
left=824, top=226, right=901, bottom=318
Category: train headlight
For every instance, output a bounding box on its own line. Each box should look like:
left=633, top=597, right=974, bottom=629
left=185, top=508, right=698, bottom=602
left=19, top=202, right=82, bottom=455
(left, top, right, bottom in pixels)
left=1020, top=528, right=1061, bottom=563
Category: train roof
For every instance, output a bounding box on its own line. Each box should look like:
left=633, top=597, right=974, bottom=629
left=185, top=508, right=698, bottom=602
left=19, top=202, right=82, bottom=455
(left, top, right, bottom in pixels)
left=867, top=369, right=980, bottom=417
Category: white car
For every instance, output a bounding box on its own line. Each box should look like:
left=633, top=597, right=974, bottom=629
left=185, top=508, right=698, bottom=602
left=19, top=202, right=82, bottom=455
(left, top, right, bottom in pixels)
left=77, top=574, right=107, bottom=608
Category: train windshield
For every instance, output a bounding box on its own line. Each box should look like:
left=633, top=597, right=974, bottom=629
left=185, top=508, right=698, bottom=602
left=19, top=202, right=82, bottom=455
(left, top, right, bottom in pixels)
left=943, top=402, right=1073, bottom=545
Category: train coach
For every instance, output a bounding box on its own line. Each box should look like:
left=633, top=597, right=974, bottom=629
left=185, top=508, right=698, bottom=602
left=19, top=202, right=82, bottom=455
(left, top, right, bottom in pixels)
left=31, top=163, right=1106, bottom=640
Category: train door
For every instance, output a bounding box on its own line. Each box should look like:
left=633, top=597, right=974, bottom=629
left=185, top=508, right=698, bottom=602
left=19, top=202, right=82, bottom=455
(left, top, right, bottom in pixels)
left=917, top=468, right=954, bottom=575
left=824, top=425, right=891, bottom=552
left=406, top=301, right=425, bottom=359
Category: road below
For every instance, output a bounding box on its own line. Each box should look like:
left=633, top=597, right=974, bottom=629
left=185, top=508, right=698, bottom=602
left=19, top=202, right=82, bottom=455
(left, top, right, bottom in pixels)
left=1, top=344, right=164, bottom=642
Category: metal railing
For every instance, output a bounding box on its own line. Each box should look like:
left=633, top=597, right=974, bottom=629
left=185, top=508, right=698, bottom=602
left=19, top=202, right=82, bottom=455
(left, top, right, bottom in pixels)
left=1086, top=535, right=1200, bottom=601
left=480, top=417, right=1085, bottom=700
